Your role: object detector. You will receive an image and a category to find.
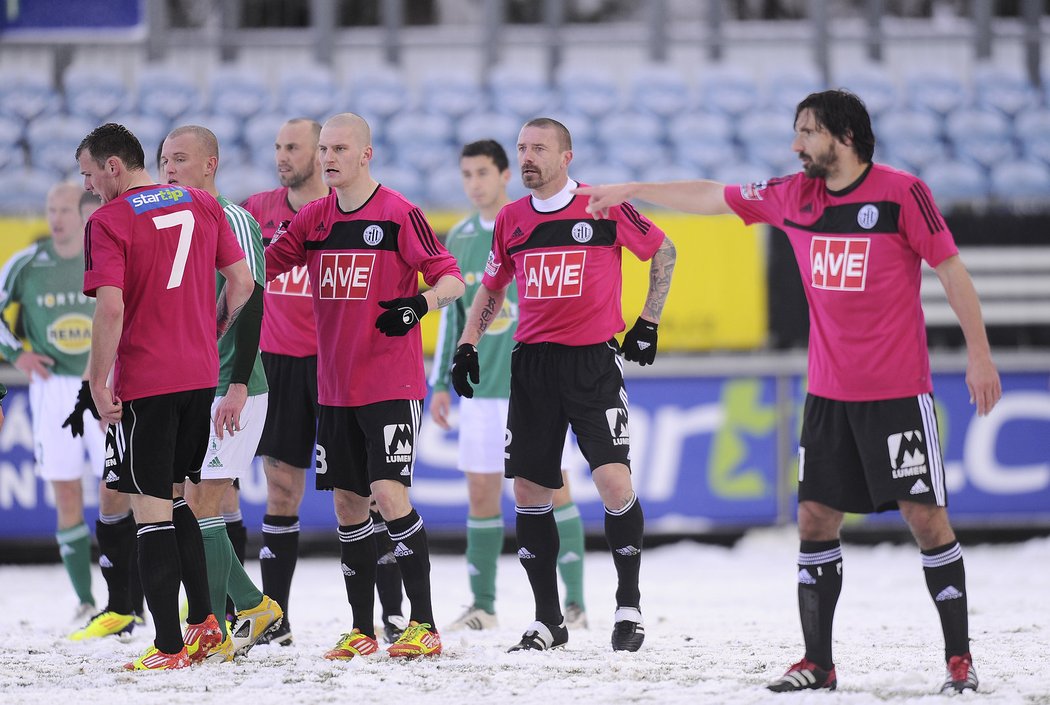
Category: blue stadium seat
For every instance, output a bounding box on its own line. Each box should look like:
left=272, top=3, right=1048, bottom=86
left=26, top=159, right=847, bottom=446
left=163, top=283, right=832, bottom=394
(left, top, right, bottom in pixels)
left=877, top=109, right=941, bottom=140
left=696, top=64, right=759, bottom=117
left=764, top=64, right=823, bottom=114
left=0, top=143, right=21, bottom=173
left=572, top=162, right=635, bottom=187
left=120, top=113, right=171, bottom=163
left=423, top=165, right=468, bottom=209
left=711, top=161, right=776, bottom=187
left=372, top=162, right=426, bottom=205
left=420, top=68, right=486, bottom=118
left=216, top=162, right=278, bottom=205
left=174, top=113, right=242, bottom=153
left=26, top=114, right=95, bottom=175
left=345, top=64, right=410, bottom=119
left=62, top=63, right=129, bottom=123
left=628, top=63, right=692, bottom=118
left=921, top=159, right=989, bottom=205
left=989, top=160, right=1050, bottom=201
left=972, top=62, right=1038, bottom=118
left=244, top=112, right=289, bottom=168
left=953, top=134, right=1016, bottom=171
left=639, top=162, right=701, bottom=184
left=276, top=64, right=340, bottom=121
left=668, top=111, right=738, bottom=173
left=0, top=67, right=60, bottom=123
left=136, top=63, right=201, bottom=121
left=946, top=107, right=1011, bottom=143
left=1014, top=108, right=1050, bottom=166
left=835, top=63, right=900, bottom=117
left=386, top=112, right=454, bottom=172
left=0, top=115, right=23, bottom=147
left=0, top=168, right=56, bottom=215
left=881, top=136, right=949, bottom=173
left=738, top=109, right=796, bottom=170
left=488, top=64, right=556, bottom=120
left=556, top=65, right=621, bottom=119
left=903, top=67, right=968, bottom=116
left=595, top=112, right=665, bottom=170
left=207, top=63, right=272, bottom=121
left=454, top=111, right=520, bottom=155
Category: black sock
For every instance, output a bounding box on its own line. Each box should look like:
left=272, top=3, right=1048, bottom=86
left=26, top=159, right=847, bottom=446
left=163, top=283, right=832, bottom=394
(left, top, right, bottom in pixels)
left=261, top=514, right=300, bottom=626
left=386, top=509, right=435, bottom=628
left=515, top=503, right=561, bottom=626
left=339, top=518, right=378, bottom=638
left=798, top=539, right=843, bottom=671
left=922, top=541, right=970, bottom=659
left=97, top=512, right=135, bottom=614
left=128, top=530, right=144, bottom=614
left=224, top=514, right=246, bottom=618
left=371, top=509, right=404, bottom=620
left=137, top=522, right=183, bottom=654
left=172, top=497, right=212, bottom=624
left=605, top=494, right=644, bottom=609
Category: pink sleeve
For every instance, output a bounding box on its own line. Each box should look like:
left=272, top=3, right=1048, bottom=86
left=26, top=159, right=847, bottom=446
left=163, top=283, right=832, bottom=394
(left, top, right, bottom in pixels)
left=899, top=178, right=959, bottom=267
left=82, top=213, right=126, bottom=297
left=264, top=214, right=307, bottom=282
left=402, top=207, right=464, bottom=286
left=614, top=202, right=665, bottom=261
left=214, top=203, right=246, bottom=269
left=481, top=210, right=514, bottom=291
left=723, top=178, right=791, bottom=226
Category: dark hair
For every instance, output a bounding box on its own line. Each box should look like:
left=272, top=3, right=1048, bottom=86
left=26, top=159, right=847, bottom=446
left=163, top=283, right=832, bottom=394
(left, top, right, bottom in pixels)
left=795, top=89, right=875, bottom=163
left=76, top=123, right=146, bottom=171
left=522, top=117, right=572, bottom=152
left=460, top=139, right=510, bottom=172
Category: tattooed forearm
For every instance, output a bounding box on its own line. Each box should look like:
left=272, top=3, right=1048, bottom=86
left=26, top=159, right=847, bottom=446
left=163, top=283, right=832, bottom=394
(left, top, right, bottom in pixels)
left=435, top=294, right=457, bottom=309
left=642, top=238, right=677, bottom=322
left=476, top=295, right=498, bottom=337
left=215, top=282, right=247, bottom=340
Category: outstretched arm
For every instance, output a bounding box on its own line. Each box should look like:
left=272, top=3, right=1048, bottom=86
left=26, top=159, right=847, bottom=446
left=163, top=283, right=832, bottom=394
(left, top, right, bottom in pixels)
left=574, top=180, right=733, bottom=219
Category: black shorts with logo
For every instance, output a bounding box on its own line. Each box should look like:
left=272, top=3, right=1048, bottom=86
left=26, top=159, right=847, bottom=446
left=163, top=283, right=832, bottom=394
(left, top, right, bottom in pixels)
left=315, top=399, right=422, bottom=497
left=105, top=388, right=215, bottom=500
left=506, top=339, right=631, bottom=489
left=797, top=392, right=947, bottom=514
left=257, top=352, right=318, bottom=469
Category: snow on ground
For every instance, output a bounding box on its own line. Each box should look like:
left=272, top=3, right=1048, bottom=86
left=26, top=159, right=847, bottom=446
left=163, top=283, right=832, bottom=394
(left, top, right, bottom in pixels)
left=1, top=527, right=1047, bottom=705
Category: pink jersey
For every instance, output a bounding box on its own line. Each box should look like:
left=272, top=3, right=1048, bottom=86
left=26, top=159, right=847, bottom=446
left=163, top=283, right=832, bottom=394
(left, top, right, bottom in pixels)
left=265, top=185, right=462, bottom=407
left=241, top=187, right=318, bottom=358
left=724, top=164, right=959, bottom=401
left=483, top=187, right=665, bottom=345
left=83, top=184, right=245, bottom=401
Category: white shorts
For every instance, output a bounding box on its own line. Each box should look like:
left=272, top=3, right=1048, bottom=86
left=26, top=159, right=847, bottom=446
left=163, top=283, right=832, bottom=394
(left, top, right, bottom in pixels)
left=457, top=396, right=574, bottom=474
left=200, top=392, right=268, bottom=480
left=30, top=374, right=106, bottom=481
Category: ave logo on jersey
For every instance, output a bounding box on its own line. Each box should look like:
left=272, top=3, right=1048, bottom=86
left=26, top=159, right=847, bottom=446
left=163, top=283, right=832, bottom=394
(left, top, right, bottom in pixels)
left=522, top=251, right=586, bottom=299
left=810, top=237, right=869, bottom=291
left=606, top=407, right=630, bottom=446
left=318, top=253, right=375, bottom=299
left=887, top=430, right=928, bottom=478
left=384, top=423, right=414, bottom=463
left=267, top=264, right=312, bottom=297
left=46, top=313, right=92, bottom=355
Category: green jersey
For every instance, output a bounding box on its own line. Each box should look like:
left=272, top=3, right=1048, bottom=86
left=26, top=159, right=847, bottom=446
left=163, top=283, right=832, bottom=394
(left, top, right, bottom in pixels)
left=216, top=196, right=267, bottom=397
left=431, top=213, right=517, bottom=399
left=0, top=239, right=93, bottom=377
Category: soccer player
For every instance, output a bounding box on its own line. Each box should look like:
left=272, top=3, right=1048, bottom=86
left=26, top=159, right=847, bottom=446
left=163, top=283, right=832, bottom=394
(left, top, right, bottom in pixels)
left=430, top=139, right=588, bottom=632
left=0, top=182, right=140, bottom=634
left=576, top=89, right=999, bottom=694
left=77, top=122, right=256, bottom=670
left=243, top=117, right=406, bottom=646
left=452, top=118, right=676, bottom=653
left=159, top=124, right=283, bottom=660
left=265, top=112, right=463, bottom=661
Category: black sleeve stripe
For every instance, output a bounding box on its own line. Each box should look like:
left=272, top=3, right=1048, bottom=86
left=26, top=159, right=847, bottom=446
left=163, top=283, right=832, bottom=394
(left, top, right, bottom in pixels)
left=409, top=208, right=440, bottom=256
left=620, top=202, right=651, bottom=234
left=909, top=183, right=945, bottom=235
left=83, top=220, right=92, bottom=270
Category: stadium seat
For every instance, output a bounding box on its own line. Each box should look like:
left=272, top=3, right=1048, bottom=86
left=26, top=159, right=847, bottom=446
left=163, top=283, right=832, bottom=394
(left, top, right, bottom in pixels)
left=0, top=167, right=56, bottom=215
left=244, top=112, right=289, bottom=167
left=945, top=107, right=1011, bottom=143
left=556, top=65, right=621, bottom=119
left=989, top=160, right=1050, bottom=201
left=386, top=112, right=455, bottom=172
left=903, top=66, right=968, bottom=116
left=276, top=63, right=340, bottom=121
left=1014, top=108, right=1050, bottom=166
left=696, top=64, right=759, bottom=117
left=174, top=112, right=242, bottom=153
left=120, top=113, right=172, bottom=163
left=639, top=162, right=701, bottom=184
left=764, top=63, right=823, bottom=114
left=136, top=62, right=201, bottom=121
left=668, top=111, right=738, bottom=173
left=877, top=109, right=941, bottom=141
left=835, top=63, right=900, bottom=117
left=423, top=165, right=468, bottom=209
left=738, top=109, right=796, bottom=170
left=215, top=162, right=278, bottom=205
left=953, top=134, right=1016, bottom=171
left=595, top=112, right=665, bottom=170
left=26, top=114, right=95, bottom=175
left=345, top=64, right=410, bottom=119
left=420, top=68, right=486, bottom=118
left=0, top=115, right=23, bottom=147
left=454, top=111, right=520, bottom=155
left=972, top=62, right=1038, bottom=118
left=488, top=64, right=556, bottom=120
left=881, top=136, right=948, bottom=173
left=572, top=162, right=636, bottom=187
left=711, top=161, right=776, bottom=187
left=627, top=63, right=692, bottom=118
left=372, top=161, right=426, bottom=205
left=921, top=159, right=988, bottom=205
left=63, top=63, right=129, bottom=123
left=207, top=63, right=272, bottom=121
left=0, top=143, right=21, bottom=173
left=0, top=67, right=60, bottom=122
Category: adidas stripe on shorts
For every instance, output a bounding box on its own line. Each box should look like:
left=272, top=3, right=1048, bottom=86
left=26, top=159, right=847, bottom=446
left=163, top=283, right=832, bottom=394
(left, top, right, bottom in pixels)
left=199, top=392, right=269, bottom=480
left=797, top=392, right=947, bottom=514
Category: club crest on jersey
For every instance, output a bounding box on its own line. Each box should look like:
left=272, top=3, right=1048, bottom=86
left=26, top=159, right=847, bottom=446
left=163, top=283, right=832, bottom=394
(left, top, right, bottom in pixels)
left=319, top=252, right=375, bottom=299
left=271, top=220, right=290, bottom=243
left=740, top=181, right=768, bottom=201
left=126, top=186, right=192, bottom=214
left=384, top=423, right=414, bottom=463
left=523, top=251, right=586, bottom=299
left=363, top=224, right=384, bottom=246
left=484, top=250, right=500, bottom=277
left=888, top=430, right=928, bottom=478
left=857, top=204, right=879, bottom=229
left=810, top=237, right=869, bottom=291
left=571, top=222, right=594, bottom=243
left=606, top=408, right=630, bottom=445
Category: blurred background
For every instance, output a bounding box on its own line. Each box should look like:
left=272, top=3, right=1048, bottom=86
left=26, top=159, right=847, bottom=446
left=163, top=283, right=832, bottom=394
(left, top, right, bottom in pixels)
left=1, top=0, right=1048, bottom=554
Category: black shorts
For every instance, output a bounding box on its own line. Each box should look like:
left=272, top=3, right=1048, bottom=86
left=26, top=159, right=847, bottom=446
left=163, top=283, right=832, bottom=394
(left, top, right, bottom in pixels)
left=506, top=340, right=631, bottom=489
left=315, top=399, right=423, bottom=496
left=105, top=388, right=215, bottom=501
left=257, top=353, right=318, bottom=469
left=798, top=392, right=947, bottom=514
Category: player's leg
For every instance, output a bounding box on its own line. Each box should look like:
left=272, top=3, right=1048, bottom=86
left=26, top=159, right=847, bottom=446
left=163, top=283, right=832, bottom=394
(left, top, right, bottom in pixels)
left=221, top=481, right=246, bottom=623
left=53, top=479, right=94, bottom=613
left=370, top=500, right=406, bottom=643
left=184, top=478, right=235, bottom=640
left=554, top=461, right=586, bottom=626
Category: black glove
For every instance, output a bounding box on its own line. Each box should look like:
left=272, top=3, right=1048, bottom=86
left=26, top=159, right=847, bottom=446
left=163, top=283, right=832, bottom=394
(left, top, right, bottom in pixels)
left=62, top=380, right=100, bottom=437
left=450, top=343, right=479, bottom=398
left=375, top=294, right=428, bottom=336
left=621, top=317, right=658, bottom=366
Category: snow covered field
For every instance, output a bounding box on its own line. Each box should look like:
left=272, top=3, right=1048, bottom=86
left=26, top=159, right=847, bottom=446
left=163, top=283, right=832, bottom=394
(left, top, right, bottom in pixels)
left=1, top=527, right=1047, bottom=705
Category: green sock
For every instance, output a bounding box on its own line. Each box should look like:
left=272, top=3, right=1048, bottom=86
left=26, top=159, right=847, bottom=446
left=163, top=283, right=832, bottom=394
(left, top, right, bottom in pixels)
left=465, top=514, right=503, bottom=614
left=199, top=517, right=232, bottom=638
left=554, top=502, right=586, bottom=609
left=57, top=522, right=94, bottom=607
left=227, top=550, right=264, bottom=614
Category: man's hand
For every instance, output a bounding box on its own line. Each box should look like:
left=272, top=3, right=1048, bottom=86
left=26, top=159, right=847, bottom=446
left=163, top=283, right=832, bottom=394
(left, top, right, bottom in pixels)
left=450, top=344, right=479, bottom=398
left=62, top=380, right=101, bottom=437
left=375, top=294, right=428, bottom=336
left=429, top=390, right=452, bottom=430
left=966, top=355, right=1002, bottom=417
left=91, top=384, right=122, bottom=425
left=621, top=317, right=658, bottom=366
left=14, top=350, right=55, bottom=381
left=214, top=383, right=248, bottom=439
left=572, top=183, right=636, bottom=219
